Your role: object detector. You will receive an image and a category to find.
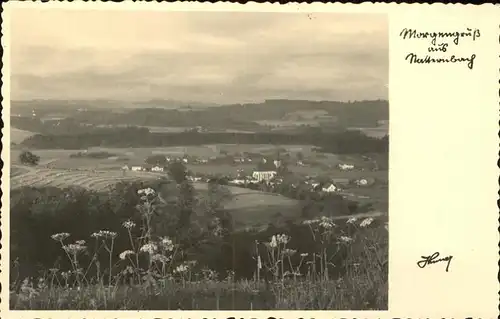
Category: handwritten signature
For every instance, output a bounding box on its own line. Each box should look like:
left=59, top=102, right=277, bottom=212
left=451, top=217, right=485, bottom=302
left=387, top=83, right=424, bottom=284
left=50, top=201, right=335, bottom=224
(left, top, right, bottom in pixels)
left=417, top=252, right=453, bottom=272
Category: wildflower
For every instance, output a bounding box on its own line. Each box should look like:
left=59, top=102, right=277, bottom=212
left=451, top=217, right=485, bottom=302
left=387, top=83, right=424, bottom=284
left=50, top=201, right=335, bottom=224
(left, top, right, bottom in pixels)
left=91, top=230, right=118, bottom=239
left=276, top=234, right=291, bottom=244
left=51, top=232, right=70, bottom=241
left=339, top=236, right=354, bottom=243
left=63, top=243, right=87, bottom=256
left=159, top=237, right=174, bottom=251
left=49, top=268, right=59, bottom=274
left=61, top=271, right=70, bottom=279
left=319, top=216, right=335, bottom=229
left=300, top=253, right=309, bottom=258
left=282, top=248, right=297, bottom=256
left=151, top=254, right=170, bottom=264
left=119, top=250, right=135, bottom=260
left=37, top=277, right=48, bottom=290
left=346, top=217, right=358, bottom=224
left=138, top=187, right=155, bottom=196
left=202, top=268, right=218, bottom=281
left=174, top=264, right=189, bottom=273
left=360, top=217, right=374, bottom=228
left=140, top=243, right=158, bottom=254
left=122, top=220, right=136, bottom=229
left=75, top=240, right=86, bottom=246
left=267, top=235, right=278, bottom=248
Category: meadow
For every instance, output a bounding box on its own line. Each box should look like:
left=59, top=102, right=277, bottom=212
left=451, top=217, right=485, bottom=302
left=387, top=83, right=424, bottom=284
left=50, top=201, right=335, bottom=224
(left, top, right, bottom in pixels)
left=10, top=185, right=388, bottom=310
left=10, top=166, right=301, bottom=228
left=11, top=128, right=37, bottom=144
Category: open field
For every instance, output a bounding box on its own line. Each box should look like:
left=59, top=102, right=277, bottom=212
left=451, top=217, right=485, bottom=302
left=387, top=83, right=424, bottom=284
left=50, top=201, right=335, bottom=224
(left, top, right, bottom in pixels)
left=10, top=166, right=301, bottom=226
left=10, top=128, right=37, bottom=144
left=10, top=167, right=162, bottom=191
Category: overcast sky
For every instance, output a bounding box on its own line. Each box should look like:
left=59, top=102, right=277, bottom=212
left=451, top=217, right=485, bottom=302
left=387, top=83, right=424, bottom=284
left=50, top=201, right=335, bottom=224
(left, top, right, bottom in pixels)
left=10, top=9, right=388, bottom=103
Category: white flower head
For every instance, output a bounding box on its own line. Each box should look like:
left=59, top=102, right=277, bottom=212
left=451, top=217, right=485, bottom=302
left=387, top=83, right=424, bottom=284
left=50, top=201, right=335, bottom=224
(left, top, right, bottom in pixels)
left=151, top=254, right=170, bottom=264
left=119, top=250, right=135, bottom=260
left=91, top=230, right=118, bottom=239
left=318, top=216, right=335, bottom=229
left=360, top=217, right=374, bottom=228
left=268, top=235, right=278, bottom=248
left=122, top=220, right=136, bottom=229
left=339, top=236, right=354, bottom=243
left=160, top=237, right=174, bottom=251
left=75, top=240, right=86, bottom=246
left=140, top=243, right=158, bottom=254
left=51, top=233, right=70, bottom=241
left=174, top=264, right=189, bottom=273
left=138, top=188, right=155, bottom=197
left=346, top=217, right=358, bottom=224
left=63, top=243, right=87, bottom=255
left=300, top=253, right=309, bottom=257
left=276, top=234, right=291, bottom=244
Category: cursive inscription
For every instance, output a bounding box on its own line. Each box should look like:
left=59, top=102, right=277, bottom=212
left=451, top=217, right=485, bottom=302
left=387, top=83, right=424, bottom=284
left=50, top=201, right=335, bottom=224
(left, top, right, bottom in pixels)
left=400, top=28, right=481, bottom=46
left=417, top=252, right=453, bottom=272
left=400, top=27, right=480, bottom=70
left=405, top=53, right=476, bottom=70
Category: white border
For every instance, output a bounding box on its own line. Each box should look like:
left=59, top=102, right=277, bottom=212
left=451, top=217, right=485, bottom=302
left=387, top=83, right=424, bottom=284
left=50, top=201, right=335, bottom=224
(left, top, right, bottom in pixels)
left=2, top=2, right=499, bottom=318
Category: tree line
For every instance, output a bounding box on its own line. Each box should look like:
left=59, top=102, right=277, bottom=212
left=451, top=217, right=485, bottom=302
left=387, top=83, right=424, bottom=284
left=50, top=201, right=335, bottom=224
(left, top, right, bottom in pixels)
left=21, top=128, right=388, bottom=154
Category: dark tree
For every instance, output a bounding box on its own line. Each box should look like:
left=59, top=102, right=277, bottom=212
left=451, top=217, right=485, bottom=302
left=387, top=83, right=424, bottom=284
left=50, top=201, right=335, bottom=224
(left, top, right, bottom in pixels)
left=19, top=150, right=40, bottom=166
left=168, top=161, right=187, bottom=184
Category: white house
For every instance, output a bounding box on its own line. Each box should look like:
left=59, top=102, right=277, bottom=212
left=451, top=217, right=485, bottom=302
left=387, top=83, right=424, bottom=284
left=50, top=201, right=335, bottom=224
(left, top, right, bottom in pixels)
left=151, top=166, right=164, bottom=172
left=355, top=178, right=369, bottom=186
left=338, top=163, right=355, bottom=171
left=131, top=166, right=144, bottom=171
left=252, top=171, right=277, bottom=182
left=322, top=183, right=337, bottom=193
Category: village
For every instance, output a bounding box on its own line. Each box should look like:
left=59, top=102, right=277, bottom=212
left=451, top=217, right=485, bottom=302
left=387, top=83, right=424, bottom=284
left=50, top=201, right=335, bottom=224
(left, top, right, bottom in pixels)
left=119, top=150, right=383, bottom=204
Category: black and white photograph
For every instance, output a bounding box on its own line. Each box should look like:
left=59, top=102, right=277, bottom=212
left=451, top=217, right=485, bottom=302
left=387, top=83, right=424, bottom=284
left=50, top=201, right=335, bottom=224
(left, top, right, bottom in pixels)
left=8, top=8, right=389, bottom=310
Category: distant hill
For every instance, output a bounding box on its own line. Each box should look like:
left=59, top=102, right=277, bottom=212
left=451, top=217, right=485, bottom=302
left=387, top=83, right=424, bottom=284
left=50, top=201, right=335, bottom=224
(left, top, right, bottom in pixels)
left=11, top=99, right=388, bottom=134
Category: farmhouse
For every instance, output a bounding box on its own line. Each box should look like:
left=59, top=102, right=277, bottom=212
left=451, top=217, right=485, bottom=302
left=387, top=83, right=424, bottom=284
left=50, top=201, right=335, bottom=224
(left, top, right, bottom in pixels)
left=322, top=183, right=337, bottom=193
left=354, top=177, right=374, bottom=187
left=252, top=158, right=279, bottom=182
left=151, top=165, right=165, bottom=172
left=252, top=171, right=277, bottom=182
left=338, top=163, right=355, bottom=171
left=131, top=163, right=152, bottom=172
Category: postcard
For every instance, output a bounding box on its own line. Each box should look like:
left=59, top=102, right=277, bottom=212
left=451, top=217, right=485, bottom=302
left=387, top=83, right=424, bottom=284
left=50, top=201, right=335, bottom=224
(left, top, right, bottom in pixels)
left=1, top=2, right=498, bottom=318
